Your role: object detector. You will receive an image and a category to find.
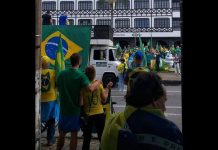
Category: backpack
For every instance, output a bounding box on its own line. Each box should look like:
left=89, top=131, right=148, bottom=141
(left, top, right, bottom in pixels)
left=117, top=109, right=183, bottom=150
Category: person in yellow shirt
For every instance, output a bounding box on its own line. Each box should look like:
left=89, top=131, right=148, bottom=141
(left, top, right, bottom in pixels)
left=41, top=56, right=57, bottom=146
left=117, top=58, right=127, bottom=92
left=81, top=65, right=113, bottom=150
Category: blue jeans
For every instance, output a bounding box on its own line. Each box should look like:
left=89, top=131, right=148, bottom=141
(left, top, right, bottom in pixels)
left=41, top=101, right=56, bottom=143
left=118, top=74, right=124, bottom=91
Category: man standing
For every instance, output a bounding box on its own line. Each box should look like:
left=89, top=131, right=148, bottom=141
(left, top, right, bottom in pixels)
left=56, top=53, right=101, bottom=150
left=42, top=11, right=53, bottom=25
left=59, top=12, right=68, bottom=25
left=124, top=50, right=147, bottom=95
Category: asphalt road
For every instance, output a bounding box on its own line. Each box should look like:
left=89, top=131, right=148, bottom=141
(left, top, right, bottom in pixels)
left=111, top=85, right=182, bottom=131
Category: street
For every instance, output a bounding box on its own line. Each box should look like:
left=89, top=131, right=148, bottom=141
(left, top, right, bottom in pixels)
left=111, top=85, right=182, bottom=131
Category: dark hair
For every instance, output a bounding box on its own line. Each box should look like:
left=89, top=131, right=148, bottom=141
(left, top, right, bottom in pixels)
left=85, top=65, right=96, bottom=81
left=46, top=11, right=50, bottom=14
left=126, top=72, right=164, bottom=107
left=70, top=53, right=81, bottom=67
left=120, top=58, right=125, bottom=63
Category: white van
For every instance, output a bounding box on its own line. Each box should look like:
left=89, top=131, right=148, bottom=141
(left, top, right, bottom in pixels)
left=89, top=39, right=120, bottom=87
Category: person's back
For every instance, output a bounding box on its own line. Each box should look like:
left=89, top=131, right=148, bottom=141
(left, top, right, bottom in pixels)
left=58, top=68, right=88, bottom=115
left=101, top=72, right=183, bottom=150
left=42, top=11, right=52, bottom=25
left=59, top=14, right=68, bottom=25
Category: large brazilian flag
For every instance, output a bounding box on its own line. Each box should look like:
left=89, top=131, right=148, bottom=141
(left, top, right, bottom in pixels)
left=41, top=25, right=91, bottom=71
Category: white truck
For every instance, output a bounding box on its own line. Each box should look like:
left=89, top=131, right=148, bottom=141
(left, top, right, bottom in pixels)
left=89, top=39, right=120, bottom=87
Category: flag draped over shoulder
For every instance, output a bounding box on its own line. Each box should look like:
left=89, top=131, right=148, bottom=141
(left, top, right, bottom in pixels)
left=55, top=34, right=65, bottom=81
left=139, top=35, right=147, bottom=67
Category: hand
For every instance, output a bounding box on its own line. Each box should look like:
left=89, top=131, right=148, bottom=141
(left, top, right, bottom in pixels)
left=107, top=81, right=113, bottom=89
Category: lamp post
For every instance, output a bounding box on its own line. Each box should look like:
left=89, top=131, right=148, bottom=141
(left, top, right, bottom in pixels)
left=109, top=0, right=116, bottom=31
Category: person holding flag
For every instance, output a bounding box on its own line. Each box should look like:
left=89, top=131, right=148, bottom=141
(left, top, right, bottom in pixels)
left=139, top=35, right=147, bottom=67
left=41, top=55, right=57, bottom=146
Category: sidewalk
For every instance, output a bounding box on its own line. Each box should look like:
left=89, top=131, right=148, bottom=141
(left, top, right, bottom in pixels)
left=41, top=130, right=99, bottom=150
left=158, top=72, right=181, bottom=85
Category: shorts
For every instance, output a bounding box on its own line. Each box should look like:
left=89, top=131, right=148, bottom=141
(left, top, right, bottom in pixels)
left=41, top=101, right=56, bottom=122
left=58, top=115, right=80, bottom=133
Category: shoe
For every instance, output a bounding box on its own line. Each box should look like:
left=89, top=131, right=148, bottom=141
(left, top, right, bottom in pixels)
left=47, top=138, right=56, bottom=146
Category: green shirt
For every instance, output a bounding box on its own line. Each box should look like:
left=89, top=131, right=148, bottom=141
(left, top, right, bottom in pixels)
left=57, top=68, right=90, bottom=116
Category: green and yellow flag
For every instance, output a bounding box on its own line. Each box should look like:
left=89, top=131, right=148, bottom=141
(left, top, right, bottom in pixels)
left=139, top=35, right=147, bottom=67
left=55, top=34, right=65, bottom=81
left=41, top=25, right=91, bottom=71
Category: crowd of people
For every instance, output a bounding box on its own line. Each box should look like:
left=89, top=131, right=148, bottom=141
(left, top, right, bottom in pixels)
left=41, top=12, right=182, bottom=150
left=41, top=52, right=183, bottom=150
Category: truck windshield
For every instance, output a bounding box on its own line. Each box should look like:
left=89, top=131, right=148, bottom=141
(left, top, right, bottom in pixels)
left=109, top=49, right=116, bottom=61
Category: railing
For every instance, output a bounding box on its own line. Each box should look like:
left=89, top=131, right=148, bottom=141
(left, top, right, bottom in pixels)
left=42, top=8, right=178, bottom=32
left=42, top=8, right=172, bottom=17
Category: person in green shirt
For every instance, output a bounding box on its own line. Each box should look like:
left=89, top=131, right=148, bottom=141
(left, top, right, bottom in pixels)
left=56, top=53, right=101, bottom=150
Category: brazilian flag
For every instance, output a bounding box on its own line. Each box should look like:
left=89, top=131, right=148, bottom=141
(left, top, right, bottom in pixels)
left=55, top=34, right=65, bottom=81
left=41, top=25, right=91, bottom=71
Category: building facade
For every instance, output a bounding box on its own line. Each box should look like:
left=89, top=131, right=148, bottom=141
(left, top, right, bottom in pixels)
left=41, top=0, right=181, bottom=48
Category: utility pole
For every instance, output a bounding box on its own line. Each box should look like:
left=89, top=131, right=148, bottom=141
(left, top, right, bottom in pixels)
left=109, top=1, right=115, bottom=32
left=35, top=0, right=41, bottom=149
left=150, top=0, right=153, bottom=49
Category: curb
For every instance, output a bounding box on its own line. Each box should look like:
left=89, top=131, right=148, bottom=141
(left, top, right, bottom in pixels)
left=162, top=80, right=181, bottom=86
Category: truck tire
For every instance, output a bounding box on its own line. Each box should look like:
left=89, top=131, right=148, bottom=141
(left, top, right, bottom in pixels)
left=102, top=73, right=116, bottom=88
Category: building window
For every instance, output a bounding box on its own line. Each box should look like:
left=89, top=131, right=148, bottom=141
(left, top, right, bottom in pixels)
left=52, top=19, right=56, bottom=25
left=97, top=1, right=110, bottom=10
left=154, top=0, right=170, bottom=9
left=134, top=0, right=149, bottom=9
left=60, top=1, right=74, bottom=10
left=78, top=19, right=92, bottom=25
left=78, top=1, right=93, bottom=10
left=42, top=1, right=56, bottom=11
left=109, top=50, right=115, bottom=61
left=134, top=18, right=150, bottom=28
left=96, top=19, right=111, bottom=25
left=94, top=50, right=106, bottom=60
left=154, top=18, right=170, bottom=28
left=173, top=18, right=180, bottom=30
left=115, top=0, right=130, bottom=10
left=68, top=19, right=74, bottom=25
left=172, top=0, right=180, bottom=11
left=115, top=19, right=130, bottom=28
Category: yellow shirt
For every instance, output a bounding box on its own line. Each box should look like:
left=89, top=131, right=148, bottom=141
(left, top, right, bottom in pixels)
left=117, top=63, right=127, bottom=74
left=82, top=83, right=104, bottom=116
left=41, top=69, right=56, bottom=102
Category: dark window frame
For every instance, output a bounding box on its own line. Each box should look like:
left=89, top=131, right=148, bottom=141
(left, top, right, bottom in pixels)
left=134, top=0, right=149, bottom=9
left=60, top=1, right=74, bottom=11
left=134, top=18, right=150, bottom=28
left=78, top=1, right=93, bottom=10
left=154, top=18, right=170, bottom=28
left=115, top=18, right=130, bottom=28
left=153, top=0, right=170, bottom=9
left=42, top=1, right=56, bottom=11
